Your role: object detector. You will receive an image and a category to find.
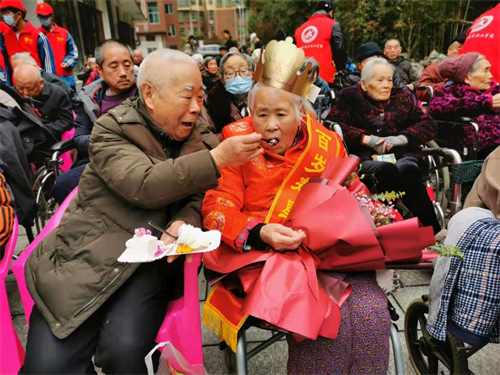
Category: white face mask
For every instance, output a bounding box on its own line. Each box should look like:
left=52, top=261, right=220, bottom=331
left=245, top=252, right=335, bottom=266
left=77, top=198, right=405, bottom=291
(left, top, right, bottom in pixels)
left=3, top=14, right=18, bottom=27
left=40, top=17, right=52, bottom=27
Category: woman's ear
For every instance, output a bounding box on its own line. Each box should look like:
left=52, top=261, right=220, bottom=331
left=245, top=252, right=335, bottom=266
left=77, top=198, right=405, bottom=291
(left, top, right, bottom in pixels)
left=464, top=74, right=471, bottom=85
left=360, top=81, right=367, bottom=92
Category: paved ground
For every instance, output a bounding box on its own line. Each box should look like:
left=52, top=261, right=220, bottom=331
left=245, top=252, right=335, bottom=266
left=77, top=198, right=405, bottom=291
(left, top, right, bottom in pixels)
left=7, top=227, right=499, bottom=374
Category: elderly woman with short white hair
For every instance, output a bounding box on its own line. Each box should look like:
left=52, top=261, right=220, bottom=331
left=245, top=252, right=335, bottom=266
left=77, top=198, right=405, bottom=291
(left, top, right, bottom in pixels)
left=330, top=58, right=441, bottom=233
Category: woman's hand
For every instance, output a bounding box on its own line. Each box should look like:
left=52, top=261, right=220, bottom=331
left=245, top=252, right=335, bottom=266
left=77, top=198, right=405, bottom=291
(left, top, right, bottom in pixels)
left=492, top=93, right=500, bottom=109
left=260, top=224, right=306, bottom=251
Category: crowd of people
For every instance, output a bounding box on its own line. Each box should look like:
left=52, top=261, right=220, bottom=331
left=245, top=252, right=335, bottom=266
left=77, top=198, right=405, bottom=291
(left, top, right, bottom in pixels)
left=0, top=0, right=499, bottom=374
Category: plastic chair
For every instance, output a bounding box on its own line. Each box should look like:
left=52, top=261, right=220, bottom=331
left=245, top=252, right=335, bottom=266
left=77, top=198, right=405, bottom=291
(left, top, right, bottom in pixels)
left=13, top=187, right=204, bottom=366
left=156, top=252, right=203, bottom=365
left=59, top=128, right=75, bottom=173
left=12, top=187, right=78, bottom=326
left=0, top=217, right=25, bottom=374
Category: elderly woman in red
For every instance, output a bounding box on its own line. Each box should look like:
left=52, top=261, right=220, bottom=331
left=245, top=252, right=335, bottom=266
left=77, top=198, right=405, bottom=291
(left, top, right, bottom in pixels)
left=201, top=38, right=391, bottom=374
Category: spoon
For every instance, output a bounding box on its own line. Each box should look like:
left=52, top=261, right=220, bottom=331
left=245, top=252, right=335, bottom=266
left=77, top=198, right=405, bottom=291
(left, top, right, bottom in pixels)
left=148, top=221, right=179, bottom=240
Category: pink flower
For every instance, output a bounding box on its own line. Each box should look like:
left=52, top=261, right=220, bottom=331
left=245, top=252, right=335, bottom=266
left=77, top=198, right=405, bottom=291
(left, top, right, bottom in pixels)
left=154, top=245, right=165, bottom=258
left=135, top=228, right=152, bottom=237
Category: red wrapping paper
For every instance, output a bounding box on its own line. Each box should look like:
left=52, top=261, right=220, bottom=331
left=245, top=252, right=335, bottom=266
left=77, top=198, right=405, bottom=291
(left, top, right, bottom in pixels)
left=285, top=157, right=435, bottom=272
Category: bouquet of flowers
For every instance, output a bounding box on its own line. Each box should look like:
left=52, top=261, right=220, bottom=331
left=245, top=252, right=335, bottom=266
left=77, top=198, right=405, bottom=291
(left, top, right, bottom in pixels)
left=285, top=156, right=436, bottom=272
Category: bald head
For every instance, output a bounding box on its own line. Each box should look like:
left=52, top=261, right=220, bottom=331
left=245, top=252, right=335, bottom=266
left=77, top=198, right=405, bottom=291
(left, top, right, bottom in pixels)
left=133, top=49, right=143, bottom=66
left=138, top=49, right=204, bottom=141
left=14, top=64, right=43, bottom=98
left=138, top=49, right=198, bottom=99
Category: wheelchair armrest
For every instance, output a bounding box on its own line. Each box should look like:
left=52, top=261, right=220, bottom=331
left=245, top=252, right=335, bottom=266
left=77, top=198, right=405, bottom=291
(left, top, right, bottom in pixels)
left=49, top=138, right=76, bottom=154
left=422, top=147, right=463, bottom=164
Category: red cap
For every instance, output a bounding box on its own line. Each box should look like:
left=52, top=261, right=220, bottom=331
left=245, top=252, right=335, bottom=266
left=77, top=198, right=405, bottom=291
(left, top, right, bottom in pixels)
left=35, top=3, right=53, bottom=16
left=0, top=0, right=27, bottom=13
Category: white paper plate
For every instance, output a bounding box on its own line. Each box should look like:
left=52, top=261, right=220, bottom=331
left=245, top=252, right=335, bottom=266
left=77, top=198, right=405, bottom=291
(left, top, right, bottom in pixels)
left=118, top=225, right=221, bottom=263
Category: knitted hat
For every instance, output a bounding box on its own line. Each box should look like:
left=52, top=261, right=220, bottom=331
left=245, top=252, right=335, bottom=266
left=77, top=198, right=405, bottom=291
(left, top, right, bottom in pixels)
left=357, top=42, right=383, bottom=63
left=438, top=52, right=481, bottom=83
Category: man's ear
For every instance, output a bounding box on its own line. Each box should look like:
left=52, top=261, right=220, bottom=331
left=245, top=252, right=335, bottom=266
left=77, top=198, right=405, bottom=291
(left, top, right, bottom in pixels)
left=96, top=64, right=103, bottom=77
left=141, top=82, right=155, bottom=109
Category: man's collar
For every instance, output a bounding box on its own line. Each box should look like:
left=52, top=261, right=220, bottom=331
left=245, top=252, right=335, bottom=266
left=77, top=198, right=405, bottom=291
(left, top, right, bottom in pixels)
left=136, top=98, right=172, bottom=142
left=313, top=10, right=329, bottom=17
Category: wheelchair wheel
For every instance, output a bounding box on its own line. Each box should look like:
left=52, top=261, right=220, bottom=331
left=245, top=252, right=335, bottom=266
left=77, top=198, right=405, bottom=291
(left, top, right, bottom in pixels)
left=426, top=141, right=451, bottom=214
left=32, top=166, right=63, bottom=234
left=405, top=297, right=469, bottom=375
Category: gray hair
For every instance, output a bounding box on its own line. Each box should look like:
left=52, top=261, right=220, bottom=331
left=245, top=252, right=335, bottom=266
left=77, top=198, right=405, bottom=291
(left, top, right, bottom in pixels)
left=192, top=53, right=204, bottom=65
left=11, top=52, right=37, bottom=66
left=203, top=56, right=216, bottom=68
left=137, top=48, right=197, bottom=100
left=300, top=57, right=320, bottom=77
left=385, top=38, right=400, bottom=48
left=247, top=82, right=315, bottom=124
left=361, top=58, right=394, bottom=84
left=220, top=51, right=253, bottom=75
left=95, top=40, right=134, bottom=67
left=470, top=54, right=486, bottom=75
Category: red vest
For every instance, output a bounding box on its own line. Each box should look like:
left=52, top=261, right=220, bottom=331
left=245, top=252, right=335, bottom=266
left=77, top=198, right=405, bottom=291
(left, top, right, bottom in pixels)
left=459, top=4, right=500, bottom=82
left=39, top=24, right=72, bottom=77
left=295, top=14, right=336, bottom=83
left=3, top=21, right=42, bottom=68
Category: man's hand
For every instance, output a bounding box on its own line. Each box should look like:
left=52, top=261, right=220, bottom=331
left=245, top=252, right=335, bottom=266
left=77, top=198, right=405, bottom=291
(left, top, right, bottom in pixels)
left=407, top=83, right=415, bottom=91
left=162, top=220, right=192, bottom=264
left=210, top=133, right=263, bottom=169
left=260, top=224, right=306, bottom=251
left=61, top=62, right=69, bottom=69
left=492, top=93, right=500, bottom=109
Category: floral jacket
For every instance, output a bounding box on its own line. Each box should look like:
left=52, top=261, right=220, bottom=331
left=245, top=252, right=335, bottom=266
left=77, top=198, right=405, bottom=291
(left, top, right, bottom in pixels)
left=329, top=84, right=437, bottom=160
left=428, top=82, right=500, bottom=153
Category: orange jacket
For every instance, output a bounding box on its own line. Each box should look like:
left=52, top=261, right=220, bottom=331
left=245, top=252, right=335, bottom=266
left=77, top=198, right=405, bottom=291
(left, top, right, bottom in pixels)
left=0, top=173, right=14, bottom=248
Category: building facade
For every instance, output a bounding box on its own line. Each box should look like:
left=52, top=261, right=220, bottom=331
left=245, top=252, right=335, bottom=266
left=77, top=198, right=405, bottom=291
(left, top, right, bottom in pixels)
left=21, top=0, right=146, bottom=67
left=135, top=0, right=248, bottom=56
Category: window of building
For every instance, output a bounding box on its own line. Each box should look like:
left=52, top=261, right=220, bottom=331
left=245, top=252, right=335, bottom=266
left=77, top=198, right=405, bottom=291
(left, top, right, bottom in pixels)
left=180, top=28, right=185, bottom=37
left=209, top=0, right=213, bottom=4
left=191, top=11, right=197, bottom=22
left=190, top=0, right=196, bottom=5
left=209, top=10, right=214, bottom=22
left=210, top=26, right=215, bottom=35
left=171, top=45, right=178, bottom=50
left=165, top=4, right=174, bottom=14
left=200, top=11, right=205, bottom=23
left=148, top=47, right=156, bottom=54
left=198, top=0, right=203, bottom=5
left=216, top=0, right=222, bottom=7
left=179, top=11, right=184, bottom=23
left=146, top=34, right=156, bottom=41
left=201, top=26, right=205, bottom=32
left=225, top=0, right=233, bottom=6
left=168, top=25, right=177, bottom=37
left=193, top=27, right=199, bottom=35
left=147, top=2, right=159, bottom=24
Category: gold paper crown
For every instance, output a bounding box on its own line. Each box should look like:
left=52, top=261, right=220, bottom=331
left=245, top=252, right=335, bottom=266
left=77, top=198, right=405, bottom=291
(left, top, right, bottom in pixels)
left=254, top=37, right=319, bottom=102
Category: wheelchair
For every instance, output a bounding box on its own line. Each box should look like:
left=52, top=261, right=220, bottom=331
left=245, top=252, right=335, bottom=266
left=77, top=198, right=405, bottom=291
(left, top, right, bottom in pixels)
left=221, top=299, right=407, bottom=375
left=30, top=137, right=76, bottom=237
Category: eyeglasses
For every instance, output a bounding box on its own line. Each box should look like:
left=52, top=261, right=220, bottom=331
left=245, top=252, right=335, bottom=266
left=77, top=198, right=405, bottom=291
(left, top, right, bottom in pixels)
left=224, top=68, right=251, bottom=79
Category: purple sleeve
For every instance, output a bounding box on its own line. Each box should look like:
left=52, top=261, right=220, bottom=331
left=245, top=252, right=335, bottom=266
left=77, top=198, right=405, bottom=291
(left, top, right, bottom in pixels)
left=429, top=88, right=494, bottom=119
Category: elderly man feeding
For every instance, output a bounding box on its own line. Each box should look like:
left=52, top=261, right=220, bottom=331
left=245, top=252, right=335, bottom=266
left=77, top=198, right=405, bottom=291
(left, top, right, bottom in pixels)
left=22, top=49, right=262, bottom=374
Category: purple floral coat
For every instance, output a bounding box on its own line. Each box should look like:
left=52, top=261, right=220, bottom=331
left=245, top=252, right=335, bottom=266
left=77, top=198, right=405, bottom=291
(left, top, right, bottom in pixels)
left=428, top=82, right=500, bottom=153
left=329, top=84, right=438, bottom=160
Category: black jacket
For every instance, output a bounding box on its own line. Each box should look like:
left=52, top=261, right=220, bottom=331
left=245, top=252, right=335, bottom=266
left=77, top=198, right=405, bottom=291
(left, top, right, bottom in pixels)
left=225, top=37, right=238, bottom=49
left=24, top=81, right=73, bottom=140
left=389, top=56, right=419, bottom=88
